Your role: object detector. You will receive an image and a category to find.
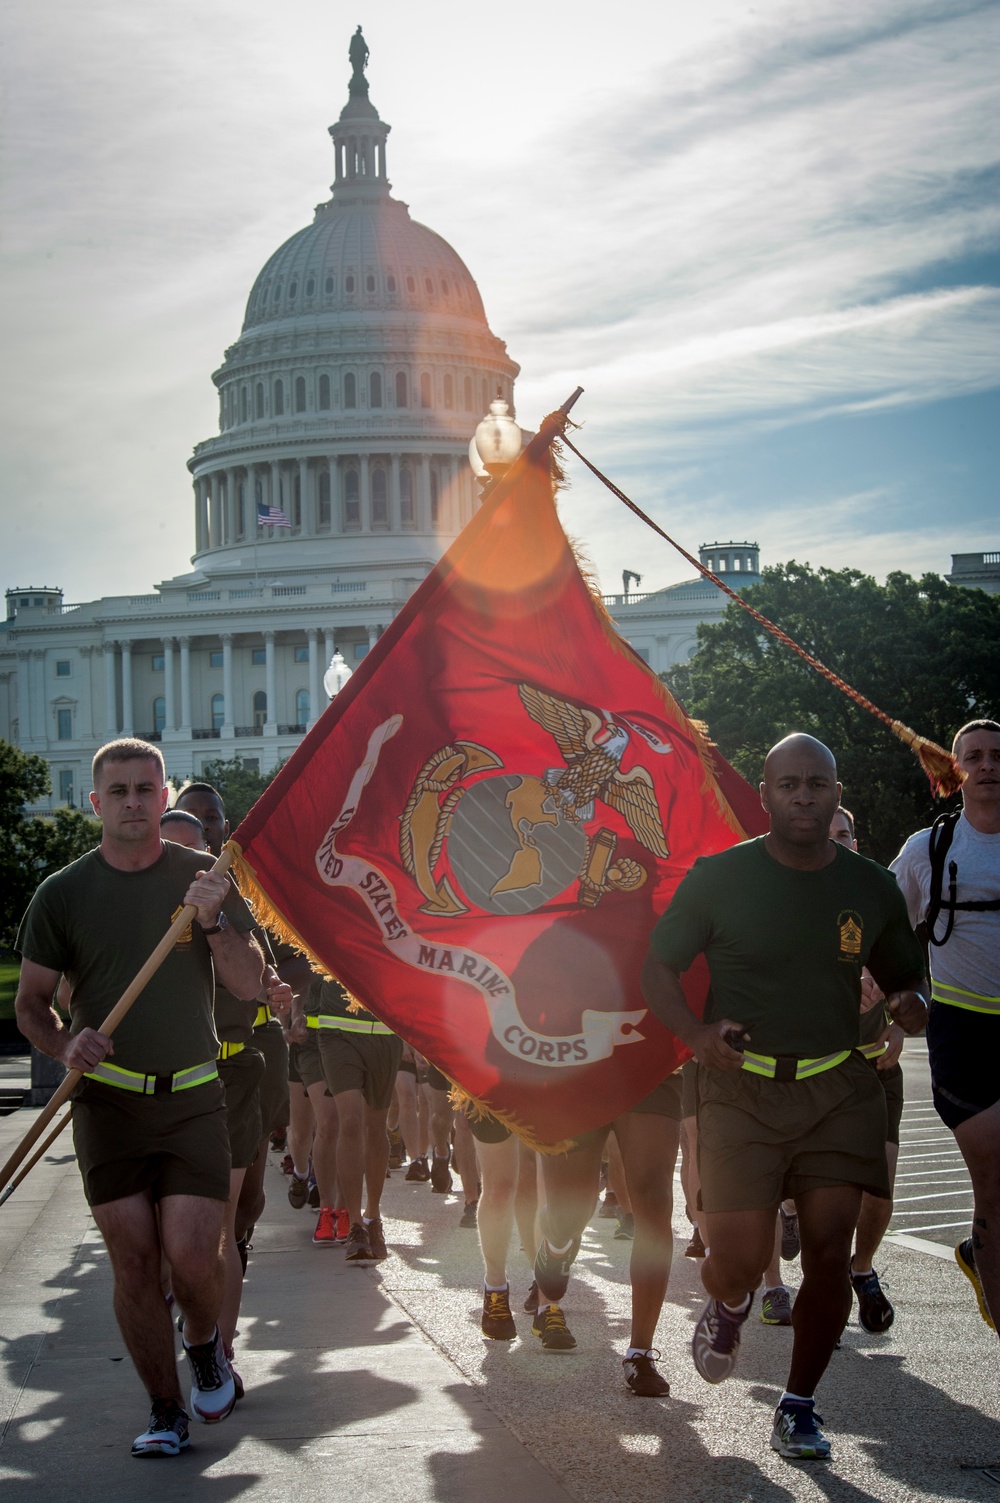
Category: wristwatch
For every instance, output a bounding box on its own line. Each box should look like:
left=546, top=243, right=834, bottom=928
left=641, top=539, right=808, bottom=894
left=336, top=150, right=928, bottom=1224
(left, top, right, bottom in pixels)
left=201, top=911, right=229, bottom=937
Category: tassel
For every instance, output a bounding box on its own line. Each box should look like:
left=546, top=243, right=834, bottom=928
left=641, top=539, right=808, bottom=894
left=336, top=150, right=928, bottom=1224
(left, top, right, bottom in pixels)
left=891, top=722, right=966, bottom=798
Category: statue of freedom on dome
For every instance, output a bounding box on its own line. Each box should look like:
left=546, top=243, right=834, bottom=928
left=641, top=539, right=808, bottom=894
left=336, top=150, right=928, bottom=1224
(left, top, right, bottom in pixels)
left=349, top=27, right=370, bottom=80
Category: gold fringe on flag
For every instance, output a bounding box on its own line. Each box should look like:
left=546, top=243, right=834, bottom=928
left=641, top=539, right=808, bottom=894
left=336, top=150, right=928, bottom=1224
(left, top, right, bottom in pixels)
left=562, top=436, right=965, bottom=799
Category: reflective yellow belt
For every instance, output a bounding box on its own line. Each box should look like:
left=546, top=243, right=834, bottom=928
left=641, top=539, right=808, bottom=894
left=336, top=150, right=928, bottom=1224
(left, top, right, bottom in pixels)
left=253, top=1005, right=272, bottom=1028
left=857, top=1040, right=888, bottom=1060
left=742, top=1049, right=851, bottom=1082
left=217, top=1040, right=245, bottom=1060
left=932, top=982, right=1000, bottom=1016
left=85, top=1059, right=219, bottom=1095
left=306, top=1013, right=394, bottom=1036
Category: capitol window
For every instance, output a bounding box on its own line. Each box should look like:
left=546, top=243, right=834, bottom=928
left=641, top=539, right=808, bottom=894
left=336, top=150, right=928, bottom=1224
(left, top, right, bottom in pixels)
left=289, top=281, right=298, bottom=300
left=209, top=649, right=223, bottom=667
left=324, top=275, right=334, bottom=294
left=424, top=277, right=434, bottom=295
left=387, top=274, right=396, bottom=292
left=55, top=660, right=71, bottom=677
left=395, top=371, right=408, bottom=408
left=295, top=376, right=306, bottom=413
left=344, top=373, right=357, bottom=409
left=251, top=647, right=266, bottom=666
left=273, top=283, right=282, bottom=304
left=345, top=274, right=355, bottom=293
left=406, top=275, right=416, bottom=293
left=318, top=472, right=331, bottom=528
left=344, top=470, right=360, bottom=528
left=306, top=277, right=315, bottom=296
left=240, top=386, right=248, bottom=423
left=151, top=653, right=164, bottom=671
left=441, top=279, right=449, bottom=295
left=443, top=374, right=454, bottom=410
left=371, top=467, right=388, bottom=526
left=274, top=379, right=284, bottom=416
left=420, top=372, right=431, bottom=408
left=463, top=376, right=473, bottom=411
left=253, top=691, right=267, bottom=730
left=153, top=697, right=166, bottom=734
left=57, top=708, right=73, bottom=741
left=319, top=374, right=331, bottom=410
left=211, top=694, right=224, bottom=732
left=296, top=689, right=310, bottom=723
left=430, top=469, right=440, bottom=525
left=400, top=468, right=414, bottom=526
left=369, top=372, right=382, bottom=408
left=366, top=274, right=376, bottom=292
left=294, top=645, right=309, bottom=662
left=255, top=383, right=265, bottom=419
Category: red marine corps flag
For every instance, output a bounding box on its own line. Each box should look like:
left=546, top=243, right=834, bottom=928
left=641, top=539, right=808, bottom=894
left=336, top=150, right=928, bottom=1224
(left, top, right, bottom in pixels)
left=231, top=413, right=764, bottom=1145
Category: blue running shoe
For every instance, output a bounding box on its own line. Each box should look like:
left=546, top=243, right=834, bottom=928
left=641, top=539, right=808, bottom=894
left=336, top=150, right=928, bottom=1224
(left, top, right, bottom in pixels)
left=771, top=1398, right=831, bottom=1459
left=691, top=1294, right=752, bottom=1383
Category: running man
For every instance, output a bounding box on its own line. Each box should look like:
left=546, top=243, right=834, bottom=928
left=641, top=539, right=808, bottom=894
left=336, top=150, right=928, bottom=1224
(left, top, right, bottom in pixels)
left=641, top=733, right=927, bottom=1459
left=15, top=739, right=263, bottom=1458
left=890, top=719, right=1000, bottom=1337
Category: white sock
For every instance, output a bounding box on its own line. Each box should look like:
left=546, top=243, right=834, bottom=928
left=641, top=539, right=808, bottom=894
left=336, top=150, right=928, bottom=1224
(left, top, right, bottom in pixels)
left=293, top=1164, right=309, bottom=1179
left=721, top=1294, right=751, bottom=1316
left=546, top=1236, right=574, bottom=1256
left=485, top=1281, right=508, bottom=1293
left=625, top=1346, right=653, bottom=1360
left=780, top=1391, right=813, bottom=1405
left=537, top=1303, right=557, bottom=1316
left=763, top=1284, right=786, bottom=1295
left=852, top=1265, right=873, bottom=1277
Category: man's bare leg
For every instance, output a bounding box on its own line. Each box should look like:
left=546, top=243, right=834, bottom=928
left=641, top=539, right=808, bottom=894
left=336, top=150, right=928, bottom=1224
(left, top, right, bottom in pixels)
left=476, top=1137, right=519, bottom=1286
left=612, top=1112, right=679, bottom=1350
left=92, top=1192, right=186, bottom=1402
left=787, top=1184, right=863, bottom=1395
left=287, top=1080, right=315, bottom=1177
left=396, top=1070, right=428, bottom=1161
left=159, top=1194, right=227, bottom=1348
left=306, top=1079, right=340, bottom=1209
left=219, top=1167, right=247, bottom=1351
left=701, top=1206, right=777, bottom=1306
left=362, top=1104, right=392, bottom=1221
left=235, top=1140, right=268, bottom=1242
left=853, top=1141, right=898, bottom=1271
left=453, top=1111, right=479, bottom=1207
left=514, top=1143, right=540, bottom=1264
left=955, top=1100, right=1000, bottom=1334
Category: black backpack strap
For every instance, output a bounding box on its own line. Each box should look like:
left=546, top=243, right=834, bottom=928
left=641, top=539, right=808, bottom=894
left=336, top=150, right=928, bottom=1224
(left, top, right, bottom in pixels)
left=926, top=810, right=960, bottom=949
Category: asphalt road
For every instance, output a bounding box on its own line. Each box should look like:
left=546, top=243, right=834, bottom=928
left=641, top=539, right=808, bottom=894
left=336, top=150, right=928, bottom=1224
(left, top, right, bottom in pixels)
left=890, top=1037, right=975, bottom=1250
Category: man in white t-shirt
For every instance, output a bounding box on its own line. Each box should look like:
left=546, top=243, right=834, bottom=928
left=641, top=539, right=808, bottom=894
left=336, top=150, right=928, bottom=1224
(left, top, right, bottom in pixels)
left=890, top=719, right=1000, bottom=1339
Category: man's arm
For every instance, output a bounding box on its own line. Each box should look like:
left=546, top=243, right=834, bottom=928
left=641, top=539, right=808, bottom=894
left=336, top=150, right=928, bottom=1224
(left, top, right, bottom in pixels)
left=184, top=871, right=264, bottom=1000
left=15, top=959, right=113, bottom=1072
left=640, top=952, right=747, bottom=1072
left=884, top=980, right=928, bottom=1035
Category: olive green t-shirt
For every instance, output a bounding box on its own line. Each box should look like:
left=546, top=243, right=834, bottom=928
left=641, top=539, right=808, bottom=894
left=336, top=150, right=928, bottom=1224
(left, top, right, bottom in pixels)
left=215, top=926, right=275, bottom=1045
left=650, top=838, right=923, bottom=1057
left=17, top=844, right=254, bottom=1074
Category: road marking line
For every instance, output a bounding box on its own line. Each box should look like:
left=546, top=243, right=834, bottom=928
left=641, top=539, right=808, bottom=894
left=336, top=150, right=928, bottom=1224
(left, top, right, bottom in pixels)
left=886, top=1231, right=960, bottom=1257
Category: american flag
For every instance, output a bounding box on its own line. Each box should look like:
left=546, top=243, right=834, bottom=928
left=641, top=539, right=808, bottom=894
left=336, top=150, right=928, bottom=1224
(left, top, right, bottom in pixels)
left=257, top=501, right=291, bottom=528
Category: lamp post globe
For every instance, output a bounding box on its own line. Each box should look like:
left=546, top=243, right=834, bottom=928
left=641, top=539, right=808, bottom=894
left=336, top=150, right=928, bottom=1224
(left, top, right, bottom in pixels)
left=323, top=649, right=353, bottom=700
left=472, top=391, right=522, bottom=480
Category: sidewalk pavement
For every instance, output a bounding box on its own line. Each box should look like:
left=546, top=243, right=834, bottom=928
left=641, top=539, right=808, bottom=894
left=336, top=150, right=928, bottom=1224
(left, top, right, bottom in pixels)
left=1, top=1104, right=999, bottom=1503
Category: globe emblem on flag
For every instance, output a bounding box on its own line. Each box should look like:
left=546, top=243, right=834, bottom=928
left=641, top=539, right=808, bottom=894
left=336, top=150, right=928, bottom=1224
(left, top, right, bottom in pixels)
left=446, top=774, right=587, bottom=915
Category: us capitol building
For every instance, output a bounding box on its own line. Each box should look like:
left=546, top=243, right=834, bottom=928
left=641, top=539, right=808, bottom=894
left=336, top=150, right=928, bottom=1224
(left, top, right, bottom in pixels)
left=0, top=32, right=758, bottom=810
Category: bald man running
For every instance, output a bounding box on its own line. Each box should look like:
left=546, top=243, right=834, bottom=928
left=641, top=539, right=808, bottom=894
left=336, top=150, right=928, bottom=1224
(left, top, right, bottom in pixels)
left=642, top=734, right=927, bottom=1460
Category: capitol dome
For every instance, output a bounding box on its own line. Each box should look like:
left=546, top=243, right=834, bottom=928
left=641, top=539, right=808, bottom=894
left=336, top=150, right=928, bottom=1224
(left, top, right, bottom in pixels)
left=187, top=30, right=518, bottom=576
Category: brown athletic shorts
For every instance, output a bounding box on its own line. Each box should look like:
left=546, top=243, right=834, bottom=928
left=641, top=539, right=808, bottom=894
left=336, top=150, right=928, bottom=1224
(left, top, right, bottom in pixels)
left=254, top=1021, right=290, bottom=1134
left=219, top=1046, right=265, bottom=1168
left=425, top=1062, right=450, bottom=1093
left=316, top=1029, right=403, bottom=1110
left=71, top=1076, right=230, bottom=1206
left=873, top=1060, right=904, bottom=1147
left=697, top=1050, right=890, bottom=1212
left=295, top=1034, right=325, bottom=1090
left=681, top=1057, right=699, bottom=1119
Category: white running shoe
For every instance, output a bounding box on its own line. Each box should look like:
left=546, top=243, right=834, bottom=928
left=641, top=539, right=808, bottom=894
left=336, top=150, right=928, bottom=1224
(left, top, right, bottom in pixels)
left=184, top=1326, right=236, bottom=1423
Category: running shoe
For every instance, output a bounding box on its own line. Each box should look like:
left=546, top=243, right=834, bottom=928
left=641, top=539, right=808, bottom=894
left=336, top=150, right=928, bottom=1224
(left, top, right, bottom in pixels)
left=270, top=1127, right=287, bottom=1153
left=533, top=1224, right=582, bottom=1303
left=345, top=1221, right=375, bottom=1261
left=313, top=1206, right=337, bottom=1245
left=691, top=1295, right=752, bottom=1384
left=779, top=1205, right=800, bottom=1261
left=184, top=1327, right=236, bottom=1423
left=523, top=1279, right=540, bottom=1312
left=366, top=1217, right=388, bottom=1260
left=236, top=1235, right=249, bottom=1277
left=760, top=1286, right=793, bottom=1326
left=623, top=1350, right=670, bottom=1397
left=459, top=1201, right=479, bottom=1229
left=307, top=1176, right=320, bottom=1209
left=598, top=1191, right=619, bottom=1219
left=684, top=1225, right=706, bottom=1259
left=770, top=1397, right=831, bottom=1460
left=405, top=1156, right=431, bottom=1182
left=131, top=1399, right=190, bottom=1458
left=614, top=1211, right=635, bottom=1241
left=430, top=1154, right=453, bottom=1193
left=387, top=1128, right=405, bottom=1169
left=334, top=1207, right=351, bottom=1243
left=532, top=1304, right=577, bottom=1352
left=482, top=1286, right=517, bottom=1341
left=956, top=1238, right=996, bottom=1331
left=280, top=1153, right=294, bottom=1175
left=850, top=1266, right=894, bottom=1333
left=288, top=1172, right=310, bottom=1210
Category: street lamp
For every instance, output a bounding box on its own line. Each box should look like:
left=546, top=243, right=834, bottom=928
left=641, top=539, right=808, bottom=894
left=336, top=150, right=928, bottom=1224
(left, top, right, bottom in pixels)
left=471, top=389, right=522, bottom=493
left=323, top=649, right=353, bottom=700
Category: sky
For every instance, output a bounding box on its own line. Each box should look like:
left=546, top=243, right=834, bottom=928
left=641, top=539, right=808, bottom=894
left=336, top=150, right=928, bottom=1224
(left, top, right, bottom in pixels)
left=1, top=0, right=998, bottom=603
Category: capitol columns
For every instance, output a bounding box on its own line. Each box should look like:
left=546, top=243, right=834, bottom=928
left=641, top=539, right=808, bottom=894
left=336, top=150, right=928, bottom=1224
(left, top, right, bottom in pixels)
left=389, top=453, right=401, bottom=528
left=209, top=474, right=222, bottom=550
left=120, top=641, right=134, bottom=735
left=360, top=453, right=371, bottom=531
left=162, top=637, right=177, bottom=733
left=78, top=646, right=94, bottom=741
left=225, top=468, right=238, bottom=544
left=307, top=628, right=321, bottom=727
left=179, top=636, right=192, bottom=731
left=264, top=630, right=277, bottom=736
left=103, top=642, right=118, bottom=736
left=419, top=454, right=432, bottom=532
left=326, top=457, right=337, bottom=531
left=221, top=634, right=235, bottom=739
left=299, top=458, right=311, bottom=534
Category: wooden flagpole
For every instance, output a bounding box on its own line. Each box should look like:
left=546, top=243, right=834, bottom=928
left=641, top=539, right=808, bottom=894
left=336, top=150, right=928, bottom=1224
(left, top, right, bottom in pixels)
left=0, top=1108, right=72, bottom=1208
left=0, top=846, right=234, bottom=1199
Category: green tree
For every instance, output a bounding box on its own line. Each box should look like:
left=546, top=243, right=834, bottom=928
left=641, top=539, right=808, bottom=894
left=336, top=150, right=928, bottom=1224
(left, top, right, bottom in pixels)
left=666, top=564, right=1000, bottom=865
left=192, top=757, right=283, bottom=829
left=0, top=741, right=101, bottom=951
